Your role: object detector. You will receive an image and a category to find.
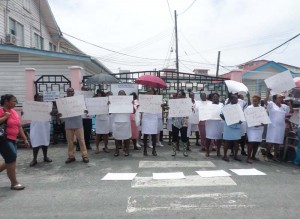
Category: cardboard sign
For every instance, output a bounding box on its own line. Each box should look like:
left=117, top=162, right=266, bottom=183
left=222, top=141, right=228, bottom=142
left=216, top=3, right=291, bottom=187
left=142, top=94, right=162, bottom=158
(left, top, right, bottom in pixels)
left=264, top=70, right=295, bottom=95
left=168, top=98, right=193, bottom=117
left=22, top=101, right=53, bottom=121
left=74, top=90, right=94, bottom=98
left=198, top=103, right=222, bottom=121
left=109, top=96, right=133, bottom=113
left=43, top=91, right=60, bottom=102
left=225, top=80, right=248, bottom=93
left=85, top=97, right=109, bottom=115
left=110, top=84, right=138, bottom=96
left=222, top=104, right=246, bottom=126
left=244, top=106, right=271, bottom=127
left=139, top=95, right=162, bottom=113
left=56, top=95, right=86, bottom=118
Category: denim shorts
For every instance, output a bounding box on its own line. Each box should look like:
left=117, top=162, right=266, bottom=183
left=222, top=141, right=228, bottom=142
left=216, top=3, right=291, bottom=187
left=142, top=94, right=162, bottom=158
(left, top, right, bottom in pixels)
left=0, top=139, right=17, bottom=164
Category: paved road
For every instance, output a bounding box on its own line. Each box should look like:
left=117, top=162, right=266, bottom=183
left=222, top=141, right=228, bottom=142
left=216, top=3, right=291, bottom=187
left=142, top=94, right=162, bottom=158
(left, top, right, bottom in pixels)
left=0, top=140, right=299, bottom=219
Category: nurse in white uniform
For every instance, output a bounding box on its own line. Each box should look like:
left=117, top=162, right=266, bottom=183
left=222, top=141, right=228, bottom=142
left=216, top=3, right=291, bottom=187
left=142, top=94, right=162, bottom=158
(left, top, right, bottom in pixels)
left=111, top=90, right=132, bottom=157
left=265, top=88, right=293, bottom=161
left=29, top=94, right=52, bottom=167
left=246, top=95, right=265, bottom=164
left=141, top=88, right=158, bottom=156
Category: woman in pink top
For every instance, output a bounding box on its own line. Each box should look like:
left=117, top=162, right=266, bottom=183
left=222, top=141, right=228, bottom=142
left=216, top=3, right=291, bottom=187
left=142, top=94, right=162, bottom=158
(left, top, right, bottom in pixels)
left=0, top=94, right=29, bottom=190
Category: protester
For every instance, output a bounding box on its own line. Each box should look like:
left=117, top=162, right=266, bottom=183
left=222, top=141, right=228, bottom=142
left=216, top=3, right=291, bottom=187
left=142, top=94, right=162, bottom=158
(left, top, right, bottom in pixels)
left=95, top=90, right=110, bottom=154
left=0, top=94, right=29, bottom=190
left=198, top=93, right=208, bottom=151
left=130, top=92, right=141, bottom=150
left=221, top=94, right=242, bottom=162
left=265, top=88, right=293, bottom=161
left=29, top=94, right=52, bottom=167
left=81, top=86, right=92, bottom=150
left=246, top=95, right=265, bottom=164
left=58, top=87, right=89, bottom=164
left=111, top=90, right=132, bottom=157
left=141, top=88, right=158, bottom=156
left=187, top=91, right=200, bottom=149
left=171, top=90, right=189, bottom=157
left=205, top=93, right=223, bottom=157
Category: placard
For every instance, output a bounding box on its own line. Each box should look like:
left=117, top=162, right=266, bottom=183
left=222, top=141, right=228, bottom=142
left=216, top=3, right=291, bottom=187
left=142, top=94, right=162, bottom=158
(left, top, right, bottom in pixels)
left=55, top=95, right=86, bottom=118
left=225, top=80, right=248, bottom=93
left=222, top=104, right=245, bottom=126
left=139, top=95, right=162, bottom=113
left=22, top=101, right=53, bottom=121
left=289, top=111, right=299, bottom=125
left=168, top=98, right=193, bottom=117
left=198, top=103, right=222, bottom=121
left=85, top=97, right=109, bottom=115
left=74, top=90, right=94, bottom=98
left=264, top=70, right=295, bottom=95
left=110, top=83, right=138, bottom=96
left=43, top=91, right=60, bottom=102
left=109, top=96, right=133, bottom=113
left=244, top=106, right=271, bottom=127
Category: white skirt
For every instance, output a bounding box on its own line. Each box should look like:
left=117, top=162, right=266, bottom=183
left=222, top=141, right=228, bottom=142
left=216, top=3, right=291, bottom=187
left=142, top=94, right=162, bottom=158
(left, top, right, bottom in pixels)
left=112, top=122, right=132, bottom=140
left=205, top=120, right=223, bottom=140
left=96, top=119, right=110, bottom=134
left=167, top=118, right=172, bottom=131
left=247, top=126, right=264, bottom=142
left=142, top=114, right=158, bottom=134
left=30, top=121, right=51, bottom=147
left=187, top=124, right=199, bottom=137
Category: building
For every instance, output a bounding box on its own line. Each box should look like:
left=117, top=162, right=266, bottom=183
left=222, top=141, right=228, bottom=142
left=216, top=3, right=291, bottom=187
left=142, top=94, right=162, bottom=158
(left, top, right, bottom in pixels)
left=0, top=0, right=111, bottom=104
left=221, top=60, right=300, bottom=98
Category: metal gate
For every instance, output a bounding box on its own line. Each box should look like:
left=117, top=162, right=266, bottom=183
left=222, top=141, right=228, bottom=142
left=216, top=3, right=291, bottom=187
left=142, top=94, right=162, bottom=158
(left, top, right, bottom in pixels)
left=34, top=75, right=71, bottom=97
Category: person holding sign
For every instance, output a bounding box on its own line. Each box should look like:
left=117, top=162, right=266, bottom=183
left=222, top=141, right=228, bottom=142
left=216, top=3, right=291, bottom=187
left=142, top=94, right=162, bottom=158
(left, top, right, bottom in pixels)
left=264, top=88, right=293, bottom=162
left=58, top=88, right=89, bottom=164
left=171, top=90, right=189, bottom=157
left=221, top=94, right=242, bottom=162
left=28, top=94, right=52, bottom=167
left=205, top=93, right=224, bottom=157
left=245, top=95, right=267, bottom=164
left=94, top=90, right=110, bottom=154
left=111, top=90, right=132, bottom=157
left=141, top=88, right=158, bottom=156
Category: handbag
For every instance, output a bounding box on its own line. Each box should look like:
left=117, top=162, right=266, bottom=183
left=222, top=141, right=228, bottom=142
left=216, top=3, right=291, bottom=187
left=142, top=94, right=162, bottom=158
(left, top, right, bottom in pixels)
left=0, top=119, right=7, bottom=142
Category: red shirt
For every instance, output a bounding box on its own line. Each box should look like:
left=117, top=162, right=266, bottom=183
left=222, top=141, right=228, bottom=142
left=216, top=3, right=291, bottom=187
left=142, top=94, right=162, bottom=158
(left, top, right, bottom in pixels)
left=0, top=107, right=20, bottom=140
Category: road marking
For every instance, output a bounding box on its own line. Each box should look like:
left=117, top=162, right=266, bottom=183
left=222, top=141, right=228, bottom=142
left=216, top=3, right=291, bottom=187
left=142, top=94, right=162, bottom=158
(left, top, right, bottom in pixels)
left=138, top=161, right=215, bottom=168
left=126, top=192, right=254, bottom=213
left=131, top=175, right=236, bottom=188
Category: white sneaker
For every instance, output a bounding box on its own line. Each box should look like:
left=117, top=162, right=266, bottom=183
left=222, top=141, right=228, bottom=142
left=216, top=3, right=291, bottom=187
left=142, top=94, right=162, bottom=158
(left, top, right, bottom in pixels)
left=148, top=144, right=153, bottom=149
left=136, top=143, right=142, bottom=148
left=157, top=141, right=164, bottom=147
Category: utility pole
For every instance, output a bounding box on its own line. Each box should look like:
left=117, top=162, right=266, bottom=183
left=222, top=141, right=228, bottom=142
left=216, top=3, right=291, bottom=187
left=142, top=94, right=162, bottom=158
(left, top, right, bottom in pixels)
left=174, top=10, right=179, bottom=91
left=216, top=51, right=221, bottom=77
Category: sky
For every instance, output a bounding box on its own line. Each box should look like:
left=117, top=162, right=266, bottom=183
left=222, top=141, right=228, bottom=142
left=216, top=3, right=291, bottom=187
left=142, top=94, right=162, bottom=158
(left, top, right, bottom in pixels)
left=48, top=0, right=300, bottom=75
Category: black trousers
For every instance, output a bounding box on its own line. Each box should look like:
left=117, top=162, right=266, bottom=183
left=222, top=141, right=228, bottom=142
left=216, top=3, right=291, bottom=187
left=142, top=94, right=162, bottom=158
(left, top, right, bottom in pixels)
left=82, top=118, right=92, bottom=147
left=172, top=125, right=188, bottom=143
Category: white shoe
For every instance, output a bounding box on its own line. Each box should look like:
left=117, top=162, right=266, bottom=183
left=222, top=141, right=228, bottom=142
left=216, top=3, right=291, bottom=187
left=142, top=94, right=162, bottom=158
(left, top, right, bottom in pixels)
left=136, top=143, right=142, bottom=148
left=148, top=144, right=153, bottom=149
left=157, top=141, right=164, bottom=147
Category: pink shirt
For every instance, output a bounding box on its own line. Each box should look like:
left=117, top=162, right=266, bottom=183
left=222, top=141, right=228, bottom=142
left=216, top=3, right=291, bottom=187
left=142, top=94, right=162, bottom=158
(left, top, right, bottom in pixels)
left=0, top=108, right=20, bottom=140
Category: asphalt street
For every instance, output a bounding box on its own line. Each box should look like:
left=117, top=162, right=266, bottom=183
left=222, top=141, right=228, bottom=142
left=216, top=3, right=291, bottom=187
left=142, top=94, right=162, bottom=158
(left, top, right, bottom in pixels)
left=0, top=140, right=299, bottom=219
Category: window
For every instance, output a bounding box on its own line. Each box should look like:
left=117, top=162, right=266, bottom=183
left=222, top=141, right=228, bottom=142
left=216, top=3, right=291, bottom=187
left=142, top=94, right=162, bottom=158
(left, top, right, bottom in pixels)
left=49, top=42, right=57, bottom=52
left=8, top=18, right=24, bottom=46
left=34, top=33, right=44, bottom=50
left=23, top=0, right=31, bottom=12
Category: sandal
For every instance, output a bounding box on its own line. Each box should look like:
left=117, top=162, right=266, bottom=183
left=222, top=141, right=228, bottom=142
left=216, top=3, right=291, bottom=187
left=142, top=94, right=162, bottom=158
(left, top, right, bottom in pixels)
left=114, top=153, right=119, bottom=157
left=103, top=148, right=109, bottom=153
left=234, top=157, right=242, bottom=162
left=11, top=184, right=25, bottom=190
left=247, top=159, right=253, bottom=164
left=124, top=153, right=129, bottom=157
left=223, top=157, right=229, bottom=162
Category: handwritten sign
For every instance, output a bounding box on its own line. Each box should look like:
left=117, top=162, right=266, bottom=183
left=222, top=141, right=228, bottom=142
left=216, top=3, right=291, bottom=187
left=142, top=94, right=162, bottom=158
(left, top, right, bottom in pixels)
left=168, top=98, right=193, bottom=117
left=75, top=90, right=94, bottom=98
left=225, top=80, right=248, bottom=93
left=110, top=84, right=138, bottom=96
left=22, top=101, right=52, bottom=121
left=264, top=70, right=295, bottom=95
left=43, top=91, right=60, bottom=102
left=109, top=96, right=133, bottom=113
left=198, top=103, right=222, bottom=121
left=139, top=95, right=162, bottom=113
left=222, top=104, right=246, bottom=126
left=244, top=106, right=271, bottom=127
left=85, top=97, right=109, bottom=115
left=55, top=95, right=86, bottom=118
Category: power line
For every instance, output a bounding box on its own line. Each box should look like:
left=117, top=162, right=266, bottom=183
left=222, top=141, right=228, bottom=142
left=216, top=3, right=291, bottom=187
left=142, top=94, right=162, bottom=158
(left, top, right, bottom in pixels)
left=178, top=0, right=198, bottom=15
left=166, top=0, right=174, bottom=22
